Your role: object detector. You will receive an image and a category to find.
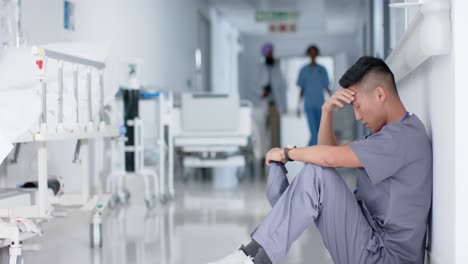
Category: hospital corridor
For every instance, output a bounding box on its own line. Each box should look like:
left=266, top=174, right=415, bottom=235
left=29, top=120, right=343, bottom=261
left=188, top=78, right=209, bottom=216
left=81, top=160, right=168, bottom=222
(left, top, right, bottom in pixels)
left=0, top=0, right=467, bottom=263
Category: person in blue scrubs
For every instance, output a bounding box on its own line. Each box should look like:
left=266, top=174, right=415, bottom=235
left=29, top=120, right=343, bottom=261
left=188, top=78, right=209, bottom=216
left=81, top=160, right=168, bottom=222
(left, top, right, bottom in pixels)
left=297, top=45, right=331, bottom=146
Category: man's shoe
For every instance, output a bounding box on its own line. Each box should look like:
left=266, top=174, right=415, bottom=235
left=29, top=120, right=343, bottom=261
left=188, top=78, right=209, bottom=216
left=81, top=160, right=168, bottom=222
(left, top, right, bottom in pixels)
left=207, top=250, right=254, bottom=264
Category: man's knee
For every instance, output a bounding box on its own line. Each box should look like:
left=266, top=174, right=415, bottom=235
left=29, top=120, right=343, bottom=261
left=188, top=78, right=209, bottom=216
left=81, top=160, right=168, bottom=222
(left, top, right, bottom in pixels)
left=291, top=163, right=323, bottom=188
left=297, top=163, right=340, bottom=186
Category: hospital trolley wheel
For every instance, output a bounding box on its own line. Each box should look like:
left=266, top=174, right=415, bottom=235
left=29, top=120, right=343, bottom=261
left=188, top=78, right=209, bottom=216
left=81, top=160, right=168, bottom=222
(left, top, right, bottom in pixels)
left=145, top=198, right=156, bottom=209
left=168, top=192, right=175, bottom=200
left=236, top=167, right=246, bottom=181
left=160, top=194, right=169, bottom=204
left=108, top=194, right=119, bottom=209
left=150, top=194, right=158, bottom=205
left=90, top=222, right=103, bottom=248
left=182, top=170, right=191, bottom=183
left=118, top=190, right=131, bottom=204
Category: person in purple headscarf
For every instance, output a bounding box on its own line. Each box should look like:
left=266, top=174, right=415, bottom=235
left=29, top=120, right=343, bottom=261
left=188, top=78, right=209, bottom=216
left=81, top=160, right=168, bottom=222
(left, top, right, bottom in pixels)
left=251, top=42, right=287, bottom=177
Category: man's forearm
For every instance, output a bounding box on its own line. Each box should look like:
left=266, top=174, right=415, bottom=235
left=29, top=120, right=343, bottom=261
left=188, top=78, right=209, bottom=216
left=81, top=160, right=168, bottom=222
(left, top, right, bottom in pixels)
left=287, top=145, right=362, bottom=168
left=288, top=145, right=330, bottom=166
left=318, top=108, right=337, bottom=146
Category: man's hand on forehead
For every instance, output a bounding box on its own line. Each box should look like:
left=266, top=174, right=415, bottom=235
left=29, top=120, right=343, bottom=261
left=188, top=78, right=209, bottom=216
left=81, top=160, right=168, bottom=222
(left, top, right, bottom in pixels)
left=322, top=89, right=355, bottom=112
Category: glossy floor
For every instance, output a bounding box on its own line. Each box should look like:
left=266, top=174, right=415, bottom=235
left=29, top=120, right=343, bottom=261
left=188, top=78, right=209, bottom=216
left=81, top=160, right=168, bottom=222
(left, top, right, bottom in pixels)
left=11, top=170, right=359, bottom=264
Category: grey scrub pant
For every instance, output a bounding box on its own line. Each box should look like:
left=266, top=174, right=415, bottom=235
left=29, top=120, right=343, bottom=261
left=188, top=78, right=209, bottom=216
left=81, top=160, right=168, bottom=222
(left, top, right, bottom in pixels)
left=252, top=162, right=385, bottom=264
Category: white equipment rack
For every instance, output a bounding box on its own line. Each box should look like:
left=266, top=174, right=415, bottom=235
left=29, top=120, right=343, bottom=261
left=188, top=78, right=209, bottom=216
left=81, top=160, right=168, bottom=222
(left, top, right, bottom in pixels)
left=107, top=91, right=174, bottom=205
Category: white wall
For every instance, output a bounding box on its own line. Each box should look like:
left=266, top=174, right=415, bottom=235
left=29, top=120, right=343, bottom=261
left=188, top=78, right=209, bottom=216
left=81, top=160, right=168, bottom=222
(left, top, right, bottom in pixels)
left=372, top=0, right=385, bottom=58
left=6, top=0, right=202, bottom=192
left=397, top=55, right=454, bottom=264
left=453, top=0, right=468, bottom=262
left=21, top=0, right=203, bottom=137
left=22, top=0, right=200, bottom=91
left=197, top=11, right=211, bottom=92
left=210, top=8, right=241, bottom=93
left=333, top=52, right=349, bottom=92
left=396, top=1, right=468, bottom=263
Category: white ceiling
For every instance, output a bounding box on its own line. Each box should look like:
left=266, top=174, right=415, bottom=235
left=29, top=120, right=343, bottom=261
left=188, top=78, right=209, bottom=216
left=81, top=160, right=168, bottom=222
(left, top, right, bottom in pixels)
left=206, top=0, right=366, bottom=35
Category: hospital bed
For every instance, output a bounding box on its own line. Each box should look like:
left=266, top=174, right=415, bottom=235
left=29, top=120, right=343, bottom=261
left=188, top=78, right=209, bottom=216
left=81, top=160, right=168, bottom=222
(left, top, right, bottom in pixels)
left=171, top=93, right=253, bottom=185
left=0, top=44, right=121, bottom=263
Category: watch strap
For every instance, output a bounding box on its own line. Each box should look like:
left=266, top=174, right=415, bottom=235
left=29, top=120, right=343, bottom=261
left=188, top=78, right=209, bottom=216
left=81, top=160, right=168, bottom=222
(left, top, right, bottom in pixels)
left=284, top=146, right=296, bottom=161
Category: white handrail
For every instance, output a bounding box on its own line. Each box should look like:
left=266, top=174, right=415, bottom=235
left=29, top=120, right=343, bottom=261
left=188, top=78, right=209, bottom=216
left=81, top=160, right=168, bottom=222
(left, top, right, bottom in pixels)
left=43, top=49, right=106, bottom=69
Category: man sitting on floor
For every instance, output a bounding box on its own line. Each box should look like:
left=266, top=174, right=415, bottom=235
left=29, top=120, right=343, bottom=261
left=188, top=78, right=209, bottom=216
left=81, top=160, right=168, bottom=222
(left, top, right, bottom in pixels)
left=208, top=56, right=433, bottom=264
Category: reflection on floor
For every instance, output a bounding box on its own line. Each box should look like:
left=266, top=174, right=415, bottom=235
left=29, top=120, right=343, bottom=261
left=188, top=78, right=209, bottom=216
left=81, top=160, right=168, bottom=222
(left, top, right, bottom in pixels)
left=5, top=168, right=359, bottom=264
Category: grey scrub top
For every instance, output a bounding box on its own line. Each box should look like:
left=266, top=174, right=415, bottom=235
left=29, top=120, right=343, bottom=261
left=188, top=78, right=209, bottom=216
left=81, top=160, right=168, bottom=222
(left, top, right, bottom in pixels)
left=350, top=114, right=432, bottom=263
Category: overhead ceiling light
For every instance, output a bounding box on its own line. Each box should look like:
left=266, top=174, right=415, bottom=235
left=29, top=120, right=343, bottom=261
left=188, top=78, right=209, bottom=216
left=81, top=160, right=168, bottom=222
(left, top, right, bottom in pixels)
left=389, top=0, right=424, bottom=8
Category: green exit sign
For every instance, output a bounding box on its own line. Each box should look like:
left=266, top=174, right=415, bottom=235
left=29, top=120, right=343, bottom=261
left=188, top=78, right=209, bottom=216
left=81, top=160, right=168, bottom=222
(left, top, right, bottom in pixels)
left=255, top=10, right=300, bottom=22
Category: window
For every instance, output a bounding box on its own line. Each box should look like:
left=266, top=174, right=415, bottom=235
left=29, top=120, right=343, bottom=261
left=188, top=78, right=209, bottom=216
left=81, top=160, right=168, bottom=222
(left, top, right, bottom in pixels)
left=388, top=1, right=422, bottom=55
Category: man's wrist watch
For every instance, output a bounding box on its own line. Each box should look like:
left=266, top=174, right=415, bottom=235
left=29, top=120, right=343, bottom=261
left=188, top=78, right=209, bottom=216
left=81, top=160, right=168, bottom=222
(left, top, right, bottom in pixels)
left=284, top=145, right=296, bottom=162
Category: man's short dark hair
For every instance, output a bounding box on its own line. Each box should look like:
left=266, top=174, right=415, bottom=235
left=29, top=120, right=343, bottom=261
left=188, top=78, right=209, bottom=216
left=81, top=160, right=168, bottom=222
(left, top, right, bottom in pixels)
left=306, top=45, right=319, bottom=56
left=339, top=56, right=396, bottom=91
